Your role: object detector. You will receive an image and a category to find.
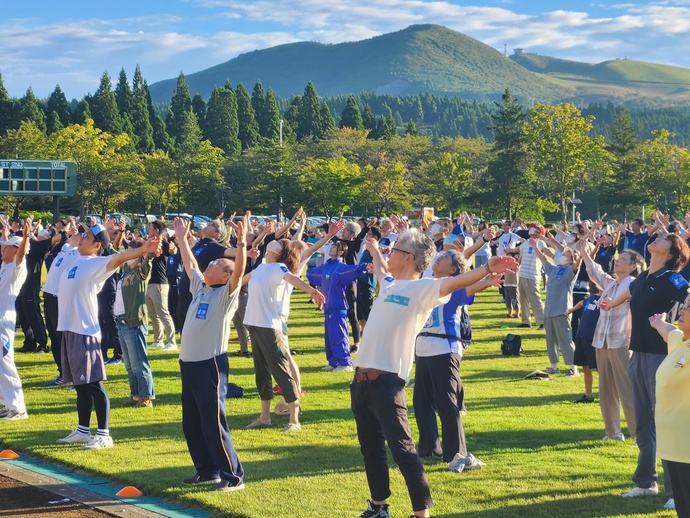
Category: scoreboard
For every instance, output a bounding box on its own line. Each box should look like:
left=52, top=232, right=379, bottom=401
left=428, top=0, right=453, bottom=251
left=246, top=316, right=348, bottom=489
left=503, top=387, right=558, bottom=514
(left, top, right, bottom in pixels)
left=0, top=160, right=77, bottom=196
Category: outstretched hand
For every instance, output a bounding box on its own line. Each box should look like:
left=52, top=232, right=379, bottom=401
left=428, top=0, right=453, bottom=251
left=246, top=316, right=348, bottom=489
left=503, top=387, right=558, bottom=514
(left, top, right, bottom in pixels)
left=487, top=255, right=519, bottom=274
left=649, top=313, right=668, bottom=329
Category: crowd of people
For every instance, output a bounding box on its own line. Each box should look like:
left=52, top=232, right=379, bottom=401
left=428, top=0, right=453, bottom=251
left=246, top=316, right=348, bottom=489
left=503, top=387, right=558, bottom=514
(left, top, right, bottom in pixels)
left=0, top=207, right=689, bottom=518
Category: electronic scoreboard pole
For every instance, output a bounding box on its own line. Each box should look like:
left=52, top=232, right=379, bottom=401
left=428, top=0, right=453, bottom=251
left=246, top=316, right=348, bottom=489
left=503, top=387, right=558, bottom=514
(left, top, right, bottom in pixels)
left=0, top=160, right=77, bottom=222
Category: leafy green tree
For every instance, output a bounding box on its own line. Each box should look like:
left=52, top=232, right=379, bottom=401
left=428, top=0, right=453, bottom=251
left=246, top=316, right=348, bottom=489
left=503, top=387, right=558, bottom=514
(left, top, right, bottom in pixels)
left=303, top=157, right=362, bottom=217
left=362, top=105, right=376, bottom=133
left=192, top=94, right=207, bottom=132
left=263, top=89, right=282, bottom=142
left=251, top=80, right=270, bottom=138
left=298, top=81, right=323, bottom=140
left=634, top=129, right=679, bottom=210
left=340, top=95, right=364, bottom=130
left=46, top=111, right=64, bottom=134
left=423, top=152, right=473, bottom=215
left=46, top=85, right=72, bottom=129
left=114, top=68, right=134, bottom=118
left=139, top=151, right=177, bottom=214
left=604, top=108, right=643, bottom=219
left=0, top=70, right=17, bottom=135
left=131, top=65, right=155, bottom=154
left=73, top=99, right=92, bottom=125
left=360, top=158, right=411, bottom=215
left=523, top=102, right=605, bottom=220
left=205, top=85, right=240, bottom=156
left=91, top=71, right=122, bottom=134
left=405, top=120, right=418, bottom=136
left=17, top=87, right=46, bottom=133
left=166, top=72, right=193, bottom=144
left=236, top=83, right=261, bottom=149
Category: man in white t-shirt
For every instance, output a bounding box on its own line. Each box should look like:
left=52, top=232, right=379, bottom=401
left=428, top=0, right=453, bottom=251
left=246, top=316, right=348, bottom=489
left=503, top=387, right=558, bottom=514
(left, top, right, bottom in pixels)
left=0, top=218, right=32, bottom=420
left=55, top=223, right=160, bottom=450
left=351, top=230, right=518, bottom=518
left=517, top=225, right=552, bottom=329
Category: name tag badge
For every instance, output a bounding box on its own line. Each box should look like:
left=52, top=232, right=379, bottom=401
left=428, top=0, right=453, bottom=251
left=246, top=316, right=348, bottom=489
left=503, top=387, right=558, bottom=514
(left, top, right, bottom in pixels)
left=67, top=266, right=77, bottom=279
left=195, top=303, right=209, bottom=320
left=586, top=303, right=597, bottom=311
left=55, top=257, right=63, bottom=267
left=528, top=247, right=533, bottom=253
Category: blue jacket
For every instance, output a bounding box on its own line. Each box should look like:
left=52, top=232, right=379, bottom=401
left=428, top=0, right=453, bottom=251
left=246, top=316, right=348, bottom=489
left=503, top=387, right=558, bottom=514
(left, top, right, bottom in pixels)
left=307, top=258, right=367, bottom=312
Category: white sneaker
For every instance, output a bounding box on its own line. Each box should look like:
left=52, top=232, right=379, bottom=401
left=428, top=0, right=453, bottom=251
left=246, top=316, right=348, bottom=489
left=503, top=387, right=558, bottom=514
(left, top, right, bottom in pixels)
left=1, top=409, right=28, bottom=420
left=151, top=341, right=165, bottom=349
left=56, top=429, right=91, bottom=444
left=0, top=406, right=10, bottom=418
left=603, top=433, right=625, bottom=441
left=81, top=435, right=114, bottom=450
left=321, top=365, right=335, bottom=371
left=663, top=498, right=675, bottom=510
left=622, top=483, right=658, bottom=497
left=162, top=342, right=178, bottom=351
left=333, top=365, right=354, bottom=372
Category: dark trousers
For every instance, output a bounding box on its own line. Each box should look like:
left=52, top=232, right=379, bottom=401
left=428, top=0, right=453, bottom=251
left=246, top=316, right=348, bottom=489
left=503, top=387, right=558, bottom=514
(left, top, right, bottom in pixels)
left=351, top=373, right=433, bottom=512
left=97, top=291, right=120, bottom=359
left=18, top=282, right=47, bottom=350
left=345, top=284, right=360, bottom=344
left=667, top=460, right=690, bottom=517
left=177, top=290, right=193, bottom=334
left=44, top=293, right=62, bottom=375
left=231, top=285, right=250, bottom=353
left=75, top=381, right=110, bottom=430
left=571, top=292, right=587, bottom=338
left=413, top=353, right=466, bottom=463
left=167, top=276, right=179, bottom=331
left=180, top=354, right=244, bottom=484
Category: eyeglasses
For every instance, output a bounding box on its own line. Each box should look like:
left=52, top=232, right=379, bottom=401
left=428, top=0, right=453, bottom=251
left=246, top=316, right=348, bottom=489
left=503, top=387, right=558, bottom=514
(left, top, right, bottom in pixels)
left=680, top=303, right=690, bottom=312
left=209, top=259, right=232, bottom=273
left=391, top=247, right=412, bottom=256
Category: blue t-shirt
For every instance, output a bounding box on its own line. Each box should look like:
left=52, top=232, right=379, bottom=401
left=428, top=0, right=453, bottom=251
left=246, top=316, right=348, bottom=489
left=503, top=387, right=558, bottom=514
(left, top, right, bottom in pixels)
left=576, top=293, right=601, bottom=340
left=625, top=231, right=649, bottom=258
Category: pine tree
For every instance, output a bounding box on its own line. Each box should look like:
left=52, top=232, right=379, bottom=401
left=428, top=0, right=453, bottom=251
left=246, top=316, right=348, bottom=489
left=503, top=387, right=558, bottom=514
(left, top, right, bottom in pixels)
left=340, top=95, right=364, bottom=130
left=405, top=120, right=419, bottom=136
left=73, top=99, right=92, bottom=124
left=47, top=110, right=64, bottom=134
left=251, top=80, right=269, bottom=137
left=46, top=85, right=72, bottom=128
left=18, top=87, right=46, bottom=133
left=321, top=102, right=335, bottom=132
left=263, top=89, right=282, bottom=142
left=362, top=105, right=376, bottom=133
left=91, top=71, right=122, bottom=134
left=382, top=107, right=397, bottom=139
left=236, top=83, right=260, bottom=149
left=0, top=70, right=17, bottom=134
left=131, top=65, right=155, bottom=154
left=205, top=85, right=241, bottom=156
left=114, top=68, right=134, bottom=118
left=298, top=81, right=323, bottom=139
left=192, top=94, right=207, bottom=133
left=167, top=72, right=193, bottom=143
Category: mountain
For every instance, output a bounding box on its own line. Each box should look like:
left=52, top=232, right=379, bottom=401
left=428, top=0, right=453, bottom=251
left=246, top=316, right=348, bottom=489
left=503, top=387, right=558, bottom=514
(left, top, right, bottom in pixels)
left=148, top=24, right=565, bottom=104
left=510, top=52, right=690, bottom=105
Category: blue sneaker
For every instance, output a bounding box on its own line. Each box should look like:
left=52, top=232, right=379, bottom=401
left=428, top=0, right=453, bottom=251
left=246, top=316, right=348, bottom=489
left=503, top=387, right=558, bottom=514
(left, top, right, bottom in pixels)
left=46, top=375, right=65, bottom=387
left=106, top=357, right=123, bottom=365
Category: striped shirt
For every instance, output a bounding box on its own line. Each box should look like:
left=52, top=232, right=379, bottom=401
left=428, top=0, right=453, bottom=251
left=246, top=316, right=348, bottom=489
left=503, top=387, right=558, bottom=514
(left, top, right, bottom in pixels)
left=586, top=261, right=634, bottom=349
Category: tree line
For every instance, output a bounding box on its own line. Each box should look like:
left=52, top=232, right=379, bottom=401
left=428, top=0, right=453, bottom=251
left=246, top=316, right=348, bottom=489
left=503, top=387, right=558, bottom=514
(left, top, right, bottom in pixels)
left=1, top=66, right=690, bottom=222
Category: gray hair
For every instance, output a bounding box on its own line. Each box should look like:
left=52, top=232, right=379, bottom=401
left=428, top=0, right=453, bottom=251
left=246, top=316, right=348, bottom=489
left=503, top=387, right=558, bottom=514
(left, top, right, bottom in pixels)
left=209, top=219, right=226, bottom=236
left=397, top=229, right=436, bottom=273
left=345, top=222, right=361, bottom=234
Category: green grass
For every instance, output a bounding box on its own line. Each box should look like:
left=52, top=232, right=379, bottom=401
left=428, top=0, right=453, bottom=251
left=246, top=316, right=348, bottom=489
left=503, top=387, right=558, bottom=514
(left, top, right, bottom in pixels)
left=1, top=289, right=676, bottom=518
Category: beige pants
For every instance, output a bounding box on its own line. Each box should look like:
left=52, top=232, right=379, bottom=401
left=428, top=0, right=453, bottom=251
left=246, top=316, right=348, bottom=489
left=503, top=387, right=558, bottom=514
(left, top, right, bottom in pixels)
left=518, top=277, right=544, bottom=326
left=145, top=283, right=175, bottom=344
left=596, top=345, right=636, bottom=438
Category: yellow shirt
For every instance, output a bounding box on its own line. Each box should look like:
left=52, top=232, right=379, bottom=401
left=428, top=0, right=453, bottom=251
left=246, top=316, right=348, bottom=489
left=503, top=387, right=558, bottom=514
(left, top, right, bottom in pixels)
left=656, top=329, right=690, bottom=463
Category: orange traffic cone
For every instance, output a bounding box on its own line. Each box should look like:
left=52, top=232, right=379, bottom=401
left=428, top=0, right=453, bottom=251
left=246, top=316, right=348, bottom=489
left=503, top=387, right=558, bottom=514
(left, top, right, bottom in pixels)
left=116, top=486, right=143, bottom=497
left=0, top=450, right=19, bottom=459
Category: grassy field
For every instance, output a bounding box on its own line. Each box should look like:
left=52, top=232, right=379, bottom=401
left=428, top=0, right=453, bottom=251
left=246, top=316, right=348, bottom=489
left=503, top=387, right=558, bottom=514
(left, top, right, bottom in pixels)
left=1, top=287, right=676, bottom=518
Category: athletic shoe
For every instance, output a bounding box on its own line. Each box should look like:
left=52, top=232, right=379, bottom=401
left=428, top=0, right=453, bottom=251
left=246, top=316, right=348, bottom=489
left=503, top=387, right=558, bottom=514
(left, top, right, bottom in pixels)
left=565, top=368, right=580, bottom=377
left=1, top=409, right=28, bottom=420
left=518, top=324, right=532, bottom=328
left=538, top=324, right=545, bottom=330
left=123, top=396, right=139, bottom=407
left=281, top=423, right=301, bottom=433
left=46, top=375, right=66, bottom=387
left=15, top=346, right=36, bottom=353
left=663, top=498, right=675, bottom=510
left=212, top=479, right=245, bottom=492
left=574, top=394, right=595, bottom=403
left=350, top=344, right=359, bottom=353
left=151, top=341, right=165, bottom=349
left=333, top=365, right=354, bottom=373
left=182, top=473, right=221, bottom=485
left=0, top=407, right=9, bottom=418
left=543, top=367, right=560, bottom=375
left=245, top=417, right=272, bottom=429
left=106, top=357, right=123, bottom=365
left=134, top=398, right=153, bottom=408
left=622, top=483, right=658, bottom=497
left=358, top=500, right=390, bottom=518
left=464, top=453, right=487, bottom=470
left=230, top=337, right=241, bottom=343
left=81, top=435, right=114, bottom=450
left=234, top=350, right=252, bottom=357
left=162, top=342, right=177, bottom=351
left=56, top=429, right=91, bottom=444
left=35, top=345, right=49, bottom=354
left=321, top=365, right=335, bottom=371
left=603, top=433, right=625, bottom=442
left=449, top=453, right=486, bottom=472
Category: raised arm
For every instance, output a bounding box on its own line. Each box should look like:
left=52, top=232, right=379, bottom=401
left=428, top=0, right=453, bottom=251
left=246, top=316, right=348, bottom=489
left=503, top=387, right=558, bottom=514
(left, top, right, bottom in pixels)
left=530, top=238, right=549, bottom=265
left=439, top=255, right=518, bottom=299
left=284, top=272, right=326, bottom=305
left=16, top=215, right=33, bottom=265
left=649, top=313, right=676, bottom=343
left=363, top=236, right=390, bottom=285
left=275, top=207, right=303, bottom=239
left=462, top=227, right=495, bottom=261
left=172, top=217, right=199, bottom=279
left=599, top=286, right=632, bottom=311
left=107, top=236, right=160, bottom=272
left=301, top=220, right=344, bottom=262
left=465, top=273, right=503, bottom=297
left=230, top=211, right=250, bottom=292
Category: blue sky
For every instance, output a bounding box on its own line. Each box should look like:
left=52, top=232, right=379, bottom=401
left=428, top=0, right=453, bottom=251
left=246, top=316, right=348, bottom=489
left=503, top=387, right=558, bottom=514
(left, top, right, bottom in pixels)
left=3, top=0, right=690, bottom=99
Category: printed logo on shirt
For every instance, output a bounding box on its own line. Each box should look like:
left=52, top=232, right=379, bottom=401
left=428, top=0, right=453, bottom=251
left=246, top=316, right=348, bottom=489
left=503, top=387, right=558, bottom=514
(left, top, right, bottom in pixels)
left=2, top=339, right=9, bottom=358
left=279, top=265, right=289, bottom=273
left=67, top=266, right=78, bottom=279
left=195, top=303, right=209, bottom=320
left=586, top=303, right=598, bottom=311
left=670, top=273, right=688, bottom=290
left=675, top=355, right=687, bottom=369
left=194, top=248, right=203, bottom=256
left=80, top=374, right=86, bottom=381
left=383, top=276, right=395, bottom=283
left=55, top=257, right=63, bottom=267
left=384, top=294, right=410, bottom=306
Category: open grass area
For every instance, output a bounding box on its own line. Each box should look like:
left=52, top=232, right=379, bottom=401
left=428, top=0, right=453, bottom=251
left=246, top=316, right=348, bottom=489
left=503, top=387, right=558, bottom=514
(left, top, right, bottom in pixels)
left=1, top=287, right=676, bottom=517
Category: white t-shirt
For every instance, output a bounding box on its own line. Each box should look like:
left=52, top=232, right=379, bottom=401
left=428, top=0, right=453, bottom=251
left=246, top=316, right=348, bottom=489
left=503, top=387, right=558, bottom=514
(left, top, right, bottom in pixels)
left=518, top=240, right=546, bottom=281
left=354, top=276, right=449, bottom=383
left=497, top=231, right=521, bottom=256
left=244, top=262, right=289, bottom=329
left=57, top=255, right=114, bottom=338
left=43, top=244, right=80, bottom=295
left=0, top=260, right=27, bottom=328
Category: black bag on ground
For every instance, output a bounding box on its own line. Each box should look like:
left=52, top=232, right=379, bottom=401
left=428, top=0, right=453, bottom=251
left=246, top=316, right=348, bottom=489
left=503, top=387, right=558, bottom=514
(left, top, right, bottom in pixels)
left=501, top=334, right=522, bottom=356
